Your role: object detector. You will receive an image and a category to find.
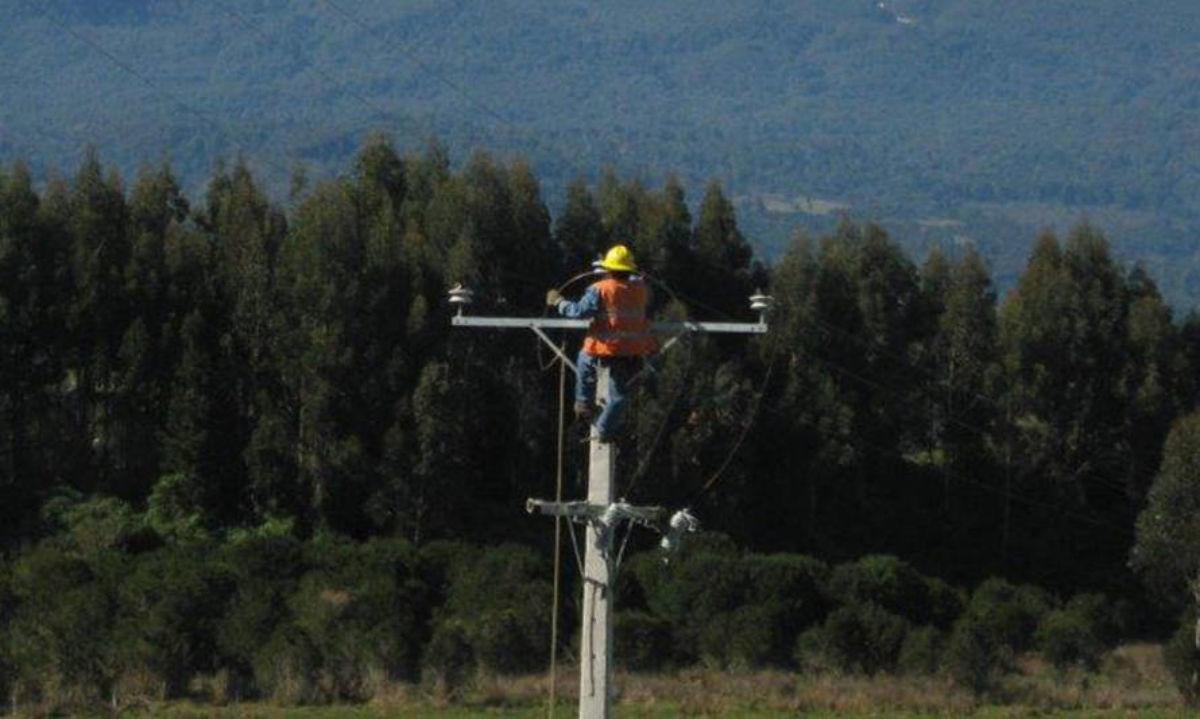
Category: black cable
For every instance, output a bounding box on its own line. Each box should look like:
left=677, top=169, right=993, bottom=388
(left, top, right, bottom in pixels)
left=210, top=1, right=402, bottom=133
left=319, top=0, right=518, bottom=133
left=27, top=3, right=292, bottom=186
left=686, top=348, right=779, bottom=506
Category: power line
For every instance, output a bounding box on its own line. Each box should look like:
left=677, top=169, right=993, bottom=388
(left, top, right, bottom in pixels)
left=649, top=260, right=1146, bottom=529
left=209, top=1, right=412, bottom=140
left=749, top=398, right=1133, bottom=536
left=318, top=0, right=519, bottom=134
left=26, top=3, right=293, bottom=187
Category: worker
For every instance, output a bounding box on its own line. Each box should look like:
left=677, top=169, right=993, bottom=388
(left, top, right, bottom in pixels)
left=546, top=244, right=657, bottom=442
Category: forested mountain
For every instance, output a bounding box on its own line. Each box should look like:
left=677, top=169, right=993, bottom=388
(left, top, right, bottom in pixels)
left=4, top=1, right=1200, bottom=304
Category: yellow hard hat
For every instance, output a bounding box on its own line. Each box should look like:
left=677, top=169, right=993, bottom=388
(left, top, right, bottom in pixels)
left=599, top=244, right=637, bottom=272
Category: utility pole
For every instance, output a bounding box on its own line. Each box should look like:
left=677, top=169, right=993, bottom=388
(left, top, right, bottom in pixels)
left=449, top=284, right=771, bottom=719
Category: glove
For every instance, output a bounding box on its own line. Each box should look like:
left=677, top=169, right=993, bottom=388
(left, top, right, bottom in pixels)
left=546, top=289, right=563, bottom=307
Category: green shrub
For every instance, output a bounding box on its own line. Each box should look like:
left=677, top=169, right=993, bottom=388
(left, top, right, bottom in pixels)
left=424, top=620, right=474, bottom=697
left=945, top=612, right=1001, bottom=695
left=41, top=494, right=150, bottom=554
left=828, top=555, right=959, bottom=627
left=1035, top=607, right=1103, bottom=672
left=1163, top=612, right=1200, bottom=708
left=111, top=543, right=233, bottom=698
left=742, top=554, right=831, bottom=664
left=1063, top=592, right=1124, bottom=646
left=792, top=625, right=827, bottom=671
left=252, top=625, right=320, bottom=705
left=0, top=644, right=10, bottom=711
left=818, top=602, right=910, bottom=675
left=5, top=544, right=126, bottom=705
left=724, top=602, right=794, bottom=669
left=631, top=547, right=742, bottom=663
left=214, top=533, right=305, bottom=695
left=693, top=603, right=789, bottom=669
left=615, top=611, right=673, bottom=672
left=288, top=535, right=429, bottom=695
left=925, top=577, right=966, bottom=629
left=960, top=577, right=1053, bottom=661
left=471, top=609, right=539, bottom=674
left=439, top=544, right=551, bottom=675
left=0, top=562, right=12, bottom=702
left=416, top=540, right=473, bottom=605
left=898, top=625, right=944, bottom=675
left=632, top=548, right=832, bottom=669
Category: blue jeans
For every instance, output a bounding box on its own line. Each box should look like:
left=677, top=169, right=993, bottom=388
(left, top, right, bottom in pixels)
left=576, top=351, right=640, bottom=439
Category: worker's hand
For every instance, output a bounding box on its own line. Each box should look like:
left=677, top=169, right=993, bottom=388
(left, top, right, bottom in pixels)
left=546, top=289, right=563, bottom=307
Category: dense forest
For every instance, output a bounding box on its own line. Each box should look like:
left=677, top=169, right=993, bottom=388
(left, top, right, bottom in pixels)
left=3, top=136, right=1200, bottom=709
left=7, top=1, right=1200, bottom=305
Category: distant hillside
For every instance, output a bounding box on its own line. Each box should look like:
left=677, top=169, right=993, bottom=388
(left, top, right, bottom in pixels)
left=4, top=0, right=1199, bottom=305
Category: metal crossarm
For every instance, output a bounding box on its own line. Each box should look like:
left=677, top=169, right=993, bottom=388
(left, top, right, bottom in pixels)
left=451, top=315, right=767, bottom=334
left=526, top=498, right=667, bottom=526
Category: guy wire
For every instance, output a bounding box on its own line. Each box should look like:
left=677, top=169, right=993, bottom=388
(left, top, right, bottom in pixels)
left=547, top=342, right=567, bottom=718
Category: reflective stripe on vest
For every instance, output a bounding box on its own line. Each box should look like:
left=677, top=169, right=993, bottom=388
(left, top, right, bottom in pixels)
left=582, top=277, right=656, bottom=357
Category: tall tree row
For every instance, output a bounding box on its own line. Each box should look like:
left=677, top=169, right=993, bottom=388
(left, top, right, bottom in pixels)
left=0, top=138, right=1196, bottom=598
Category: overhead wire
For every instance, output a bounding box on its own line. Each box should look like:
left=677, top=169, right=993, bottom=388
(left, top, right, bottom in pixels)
left=663, top=250, right=1159, bottom=498
left=25, top=3, right=293, bottom=187
left=751, top=396, right=1134, bottom=536
left=687, top=348, right=780, bottom=506
left=622, top=331, right=697, bottom=501
left=209, top=0, right=405, bottom=141
left=617, top=258, right=1143, bottom=546
left=318, top=0, right=520, bottom=134
left=546, top=342, right=567, bottom=718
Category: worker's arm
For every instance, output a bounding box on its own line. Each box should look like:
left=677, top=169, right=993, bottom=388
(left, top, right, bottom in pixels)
left=555, top=285, right=601, bottom=319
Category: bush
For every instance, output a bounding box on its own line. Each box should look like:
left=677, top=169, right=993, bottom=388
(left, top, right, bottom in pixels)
left=945, top=612, right=1001, bottom=695
left=424, top=620, right=474, bottom=698
left=0, top=644, right=10, bottom=711
left=960, top=577, right=1053, bottom=662
left=5, top=544, right=125, bottom=707
left=924, top=577, right=966, bottom=629
left=742, top=554, right=831, bottom=664
left=631, top=547, right=742, bottom=663
left=1063, top=592, right=1125, bottom=646
left=792, top=626, right=827, bottom=671
left=0, top=562, right=12, bottom=702
left=287, top=535, right=430, bottom=697
left=1163, top=611, right=1200, bottom=708
left=214, top=533, right=305, bottom=695
left=818, top=602, right=910, bottom=675
left=828, top=555, right=960, bottom=627
left=633, top=545, right=830, bottom=668
left=898, top=625, right=944, bottom=675
left=438, top=544, right=551, bottom=675
left=615, top=611, right=673, bottom=672
left=253, top=625, right=320, bottom=705
left=111, top=543, right=233, bottom=698
left=692, top=602, right=789, bottom=670
left=737, top=602, right=803, bottom=669
left=1036, top=604, right=1104, bottom=672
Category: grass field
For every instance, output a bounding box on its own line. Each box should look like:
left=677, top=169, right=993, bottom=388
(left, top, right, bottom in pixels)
left=9, top=644, right=1191, bottom=718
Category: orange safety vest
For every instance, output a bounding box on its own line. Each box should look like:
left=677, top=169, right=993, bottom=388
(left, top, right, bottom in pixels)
left=582, top=277, right=657, bottom=357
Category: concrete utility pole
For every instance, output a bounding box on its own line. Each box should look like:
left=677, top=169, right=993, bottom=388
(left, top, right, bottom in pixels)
left=449, top=284, right=771, bottom=719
